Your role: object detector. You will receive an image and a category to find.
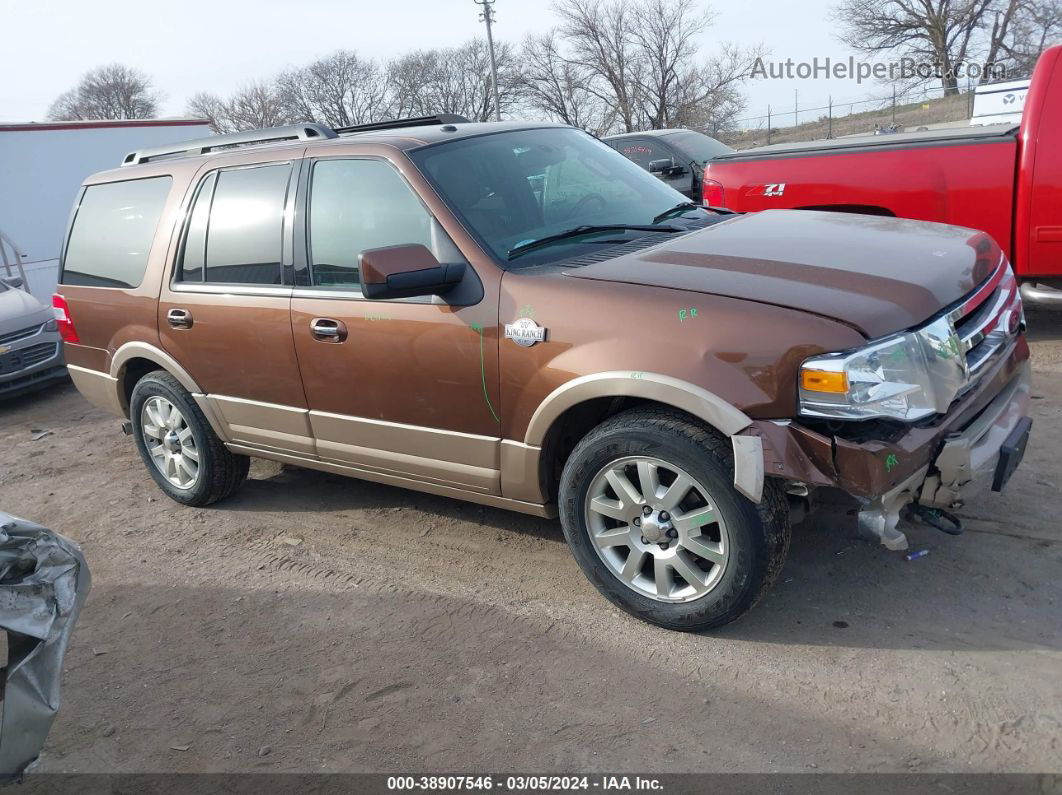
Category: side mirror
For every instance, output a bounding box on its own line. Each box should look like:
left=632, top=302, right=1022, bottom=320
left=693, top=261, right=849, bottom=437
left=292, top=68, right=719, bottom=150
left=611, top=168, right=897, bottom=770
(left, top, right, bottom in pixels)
left=648, top=158, right=687, bottom=178
left=1, top=276, right=24, bottom=289
left=360, top=244, right=465, bottom=300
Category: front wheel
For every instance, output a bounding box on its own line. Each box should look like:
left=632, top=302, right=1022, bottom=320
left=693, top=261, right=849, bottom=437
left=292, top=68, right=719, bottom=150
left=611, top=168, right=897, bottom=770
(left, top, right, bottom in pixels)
left=559, top=407, right=790, bottom=631
left=130, top=370, right=249, bottom=507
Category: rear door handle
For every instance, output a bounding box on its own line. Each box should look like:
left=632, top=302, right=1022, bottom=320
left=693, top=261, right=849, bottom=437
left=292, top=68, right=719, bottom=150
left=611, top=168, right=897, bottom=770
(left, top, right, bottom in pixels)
left=310, top=317, right=347, bottom=342
left=167, top=308, right=193, bottom=329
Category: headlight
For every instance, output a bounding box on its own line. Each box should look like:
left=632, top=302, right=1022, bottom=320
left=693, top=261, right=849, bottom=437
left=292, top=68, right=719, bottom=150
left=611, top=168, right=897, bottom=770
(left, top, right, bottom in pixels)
left=799, top=314, right=966, bottom=422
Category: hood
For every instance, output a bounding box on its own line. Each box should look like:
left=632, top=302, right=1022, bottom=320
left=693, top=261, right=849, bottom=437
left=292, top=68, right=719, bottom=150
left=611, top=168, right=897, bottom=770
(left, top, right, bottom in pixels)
left=564, top=210, right=1000, bottom=339
left=0, top=287, right=51, bottom=336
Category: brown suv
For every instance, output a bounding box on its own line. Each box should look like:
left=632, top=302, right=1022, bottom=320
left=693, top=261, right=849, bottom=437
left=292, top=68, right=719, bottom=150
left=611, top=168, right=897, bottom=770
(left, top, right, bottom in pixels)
left=55, top=116, right=1032, bottom=630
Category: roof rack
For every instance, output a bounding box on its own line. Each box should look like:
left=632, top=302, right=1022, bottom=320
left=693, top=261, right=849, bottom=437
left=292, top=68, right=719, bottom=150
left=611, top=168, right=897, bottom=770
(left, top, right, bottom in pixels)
left=120, top=123, right=337, bottom=166
left=334, top=114, right=470, bottom=135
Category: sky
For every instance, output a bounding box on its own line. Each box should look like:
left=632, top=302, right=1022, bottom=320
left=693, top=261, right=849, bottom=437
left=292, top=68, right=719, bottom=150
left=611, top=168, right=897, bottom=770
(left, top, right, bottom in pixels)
left=1, top=0, right=893, bottom=126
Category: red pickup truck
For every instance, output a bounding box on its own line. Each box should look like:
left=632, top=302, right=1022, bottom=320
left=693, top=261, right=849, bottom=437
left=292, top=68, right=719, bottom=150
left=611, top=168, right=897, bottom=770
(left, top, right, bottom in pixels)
left=704, top=45, right=1062, bottom=304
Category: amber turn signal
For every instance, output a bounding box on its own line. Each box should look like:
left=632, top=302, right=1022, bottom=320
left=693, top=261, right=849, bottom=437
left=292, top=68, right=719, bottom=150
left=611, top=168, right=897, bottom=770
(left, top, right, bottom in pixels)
left=801, top=369, right=849, bottom=394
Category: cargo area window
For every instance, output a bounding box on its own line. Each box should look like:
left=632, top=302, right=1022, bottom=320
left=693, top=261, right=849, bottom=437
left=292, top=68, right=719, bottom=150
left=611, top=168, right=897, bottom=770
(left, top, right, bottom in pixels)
left=177, top=164, right=291, bottom=286
left=61, top=176, right=172, bottom=288
left=306, top=159, right=444, bottom=290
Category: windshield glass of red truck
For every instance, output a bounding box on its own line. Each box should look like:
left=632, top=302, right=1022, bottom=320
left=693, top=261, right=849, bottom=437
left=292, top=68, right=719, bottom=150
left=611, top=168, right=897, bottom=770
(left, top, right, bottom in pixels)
left=410, top=127, right=705, bottom=267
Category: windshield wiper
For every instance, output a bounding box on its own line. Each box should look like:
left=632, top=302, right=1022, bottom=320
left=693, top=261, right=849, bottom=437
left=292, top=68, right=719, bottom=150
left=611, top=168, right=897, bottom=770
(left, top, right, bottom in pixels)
left=507, top=224, right=681, bottom=260
left=652, top=201, right=701, bottom=225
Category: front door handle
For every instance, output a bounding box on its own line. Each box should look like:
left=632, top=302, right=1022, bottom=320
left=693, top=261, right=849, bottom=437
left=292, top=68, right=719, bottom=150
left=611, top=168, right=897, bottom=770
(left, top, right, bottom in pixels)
left=310, top=317, right=347, bottom=342
left=167, top=308, right=193, bottom=329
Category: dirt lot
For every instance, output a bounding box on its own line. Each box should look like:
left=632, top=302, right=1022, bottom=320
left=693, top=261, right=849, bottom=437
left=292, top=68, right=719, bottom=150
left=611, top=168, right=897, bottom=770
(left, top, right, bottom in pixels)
left=1, top=314, right=1060, bottom=776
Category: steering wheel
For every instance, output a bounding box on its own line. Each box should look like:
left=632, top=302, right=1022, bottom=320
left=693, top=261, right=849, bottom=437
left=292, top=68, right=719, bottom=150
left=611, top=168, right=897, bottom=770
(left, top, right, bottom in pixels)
left=570, top=193, right=606, bottom=218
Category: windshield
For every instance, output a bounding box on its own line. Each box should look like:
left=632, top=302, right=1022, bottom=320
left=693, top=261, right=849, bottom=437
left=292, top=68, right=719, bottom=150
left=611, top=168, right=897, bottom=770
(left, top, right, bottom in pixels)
left=410, top=127, right=703, bottom=266
left=663, top=131, right=734, bottom=163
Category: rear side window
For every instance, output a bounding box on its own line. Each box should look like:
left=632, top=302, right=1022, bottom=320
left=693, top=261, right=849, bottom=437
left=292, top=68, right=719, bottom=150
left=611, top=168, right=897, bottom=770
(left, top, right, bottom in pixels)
left=178, top=164, right=291, bottom=285
left=62, top=177, right=172, bottom=288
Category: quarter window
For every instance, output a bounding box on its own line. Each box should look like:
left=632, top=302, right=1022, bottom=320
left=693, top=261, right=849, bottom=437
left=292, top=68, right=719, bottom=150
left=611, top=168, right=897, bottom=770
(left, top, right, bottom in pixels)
left=61, top=176, right=172, bottom=288
left=307, top=159, right=440, bottom=290
left=178, top=164, right=291, bottom=285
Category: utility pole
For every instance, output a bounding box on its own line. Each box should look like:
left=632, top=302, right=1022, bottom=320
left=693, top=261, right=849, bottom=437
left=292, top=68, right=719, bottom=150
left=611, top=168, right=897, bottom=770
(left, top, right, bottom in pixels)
left=474, top=0, right=502, bottom=122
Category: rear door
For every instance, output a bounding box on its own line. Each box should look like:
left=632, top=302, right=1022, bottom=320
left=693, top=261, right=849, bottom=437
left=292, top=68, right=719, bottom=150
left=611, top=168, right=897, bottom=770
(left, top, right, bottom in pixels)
left=158, top=157, right=314, bottom=455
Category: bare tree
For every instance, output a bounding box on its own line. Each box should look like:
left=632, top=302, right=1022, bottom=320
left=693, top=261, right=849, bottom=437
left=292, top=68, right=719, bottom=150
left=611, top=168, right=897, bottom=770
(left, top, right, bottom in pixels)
left=833, top=0, right=1027, bottom=94
left=276, top=51, right=390, bottom=127
left=551, top=0, right=756, bottom=133
left=997, top=0, right=1062, bottom=76
left=48, top=64, right=159, bottom=120
left=187, top=83, right=291, bottom=134
left=556, top=0, right=642, bottom=131
left=519, top=30, right=615, bottom=133
left=389, top=40, right=522, bottom=121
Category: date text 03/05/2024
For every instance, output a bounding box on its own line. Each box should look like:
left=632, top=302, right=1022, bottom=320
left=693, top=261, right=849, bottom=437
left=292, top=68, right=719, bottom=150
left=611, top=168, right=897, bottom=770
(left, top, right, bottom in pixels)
left=386, top=775, right=664, bottom=790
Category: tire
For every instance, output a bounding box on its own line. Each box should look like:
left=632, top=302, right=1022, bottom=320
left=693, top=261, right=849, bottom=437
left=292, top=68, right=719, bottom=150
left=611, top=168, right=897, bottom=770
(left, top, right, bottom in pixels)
left=129, top=370, right=249, bottom=507
left=558, top=407, right=790, bottom=631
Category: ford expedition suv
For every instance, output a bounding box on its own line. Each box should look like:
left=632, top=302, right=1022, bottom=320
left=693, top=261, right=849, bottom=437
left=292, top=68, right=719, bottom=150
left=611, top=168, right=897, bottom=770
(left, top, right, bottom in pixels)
left=56, top=116, right=1032, bottom=631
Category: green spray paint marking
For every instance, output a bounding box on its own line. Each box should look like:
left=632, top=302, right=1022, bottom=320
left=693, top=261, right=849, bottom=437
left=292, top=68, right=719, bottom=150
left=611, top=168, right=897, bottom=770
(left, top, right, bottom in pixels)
left=678, top=307, right=699, bottom=322
left=885, top=453, right=899, bottom=473
left=472, top=323, right=501, bottom=424
left=519, top=304, right=536, bottom=319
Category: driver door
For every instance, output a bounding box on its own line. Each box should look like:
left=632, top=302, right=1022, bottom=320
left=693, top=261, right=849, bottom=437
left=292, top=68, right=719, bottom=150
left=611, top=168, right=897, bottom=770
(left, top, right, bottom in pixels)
left=289, top=155, right=502, bottom=494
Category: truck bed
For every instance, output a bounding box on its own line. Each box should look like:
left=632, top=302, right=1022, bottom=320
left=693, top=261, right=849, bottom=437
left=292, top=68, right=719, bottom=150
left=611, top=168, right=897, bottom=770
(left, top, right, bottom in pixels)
left=715, top=123, right=1018, bottom=161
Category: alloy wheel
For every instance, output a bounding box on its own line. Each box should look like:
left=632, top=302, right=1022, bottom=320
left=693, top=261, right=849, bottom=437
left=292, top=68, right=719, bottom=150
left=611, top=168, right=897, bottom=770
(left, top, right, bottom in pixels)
left=141, top=396, right=200, bottom=490
left=584, top=456, right=730, bottom=603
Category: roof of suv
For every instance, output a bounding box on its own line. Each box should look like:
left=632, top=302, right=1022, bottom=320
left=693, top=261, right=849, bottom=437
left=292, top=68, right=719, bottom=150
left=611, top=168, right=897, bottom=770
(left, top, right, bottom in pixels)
left=113, top=118, right=570, bottom=173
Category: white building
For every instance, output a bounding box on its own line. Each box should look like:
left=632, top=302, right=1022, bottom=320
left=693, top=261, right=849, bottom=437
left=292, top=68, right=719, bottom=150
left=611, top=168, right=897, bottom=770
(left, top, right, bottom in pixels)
left=0, top=119, right=212, bottom=299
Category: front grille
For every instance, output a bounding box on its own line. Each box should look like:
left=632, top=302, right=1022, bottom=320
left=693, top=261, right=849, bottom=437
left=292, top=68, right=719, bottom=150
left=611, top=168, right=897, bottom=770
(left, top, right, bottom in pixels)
left=0, top=342, right=58, bottom=375
left=0, top=323, right=42, bottom=346
left=949, top=256, right=1021, bottom=377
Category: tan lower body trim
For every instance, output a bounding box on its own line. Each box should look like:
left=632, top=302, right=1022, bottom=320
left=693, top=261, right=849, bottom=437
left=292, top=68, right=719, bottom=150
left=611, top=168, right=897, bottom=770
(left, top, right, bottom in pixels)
left=67, top=365, right=124, bottom=417
left=206, top=395, right=315, bottom=455
left=226, top=443, right=557, bottom=519
left=309, top=410, right=500, bottom=493
left=500, top=440, right=547, bottom=504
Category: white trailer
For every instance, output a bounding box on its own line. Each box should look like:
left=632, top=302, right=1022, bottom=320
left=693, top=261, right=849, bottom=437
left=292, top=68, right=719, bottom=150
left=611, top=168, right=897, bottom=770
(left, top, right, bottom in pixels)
left=0, top=119, right=212, bottom=299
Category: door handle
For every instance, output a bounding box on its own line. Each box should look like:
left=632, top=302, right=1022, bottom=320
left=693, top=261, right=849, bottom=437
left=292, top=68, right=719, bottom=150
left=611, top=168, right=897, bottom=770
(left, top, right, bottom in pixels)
left=310, top=317, right=347, bottom=342
left=167, top=308, right=193, bottom=329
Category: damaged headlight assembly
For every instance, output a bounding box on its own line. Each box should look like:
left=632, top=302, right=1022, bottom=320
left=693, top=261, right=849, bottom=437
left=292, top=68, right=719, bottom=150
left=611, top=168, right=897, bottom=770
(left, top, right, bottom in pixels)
left=798, top=315, right=971, bottom=422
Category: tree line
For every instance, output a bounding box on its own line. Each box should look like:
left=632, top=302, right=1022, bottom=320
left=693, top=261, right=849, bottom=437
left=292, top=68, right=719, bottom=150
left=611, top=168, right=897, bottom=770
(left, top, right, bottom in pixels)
left=48, top=0, right=1060, bottom=135
left=48, top=0, right=757, bottom=137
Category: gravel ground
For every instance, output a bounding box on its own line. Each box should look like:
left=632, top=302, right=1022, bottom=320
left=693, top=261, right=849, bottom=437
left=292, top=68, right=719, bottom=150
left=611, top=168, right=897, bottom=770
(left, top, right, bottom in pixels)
left=0, top=312, right=1059, bottom=776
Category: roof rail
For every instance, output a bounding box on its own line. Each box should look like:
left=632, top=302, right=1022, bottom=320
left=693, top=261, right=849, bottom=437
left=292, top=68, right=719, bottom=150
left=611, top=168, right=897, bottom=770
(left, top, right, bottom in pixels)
left=120, top=123, right=337, bottom=166
left=333, top=114, right=471, bottom=135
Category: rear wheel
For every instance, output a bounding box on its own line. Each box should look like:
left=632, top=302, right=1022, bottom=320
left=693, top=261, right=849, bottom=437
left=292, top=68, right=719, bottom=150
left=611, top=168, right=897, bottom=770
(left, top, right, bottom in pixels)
left=130, top=371, right=249, bottom=506
left=559, top=407, right=790, bottom=631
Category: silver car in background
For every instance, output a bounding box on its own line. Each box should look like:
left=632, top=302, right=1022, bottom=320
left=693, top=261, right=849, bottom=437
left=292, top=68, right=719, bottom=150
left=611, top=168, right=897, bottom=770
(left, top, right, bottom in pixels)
left=0, top=276, right=65, bottom=398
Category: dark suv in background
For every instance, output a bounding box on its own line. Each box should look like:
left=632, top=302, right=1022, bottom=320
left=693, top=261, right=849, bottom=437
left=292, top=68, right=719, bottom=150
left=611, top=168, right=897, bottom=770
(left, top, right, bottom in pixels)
left=604, top=128, right=733, bottom=204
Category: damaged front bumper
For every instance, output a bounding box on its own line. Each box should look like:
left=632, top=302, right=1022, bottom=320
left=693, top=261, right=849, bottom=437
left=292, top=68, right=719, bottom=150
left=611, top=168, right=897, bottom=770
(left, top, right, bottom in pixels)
left=746, top=336, right=1032, bottom=550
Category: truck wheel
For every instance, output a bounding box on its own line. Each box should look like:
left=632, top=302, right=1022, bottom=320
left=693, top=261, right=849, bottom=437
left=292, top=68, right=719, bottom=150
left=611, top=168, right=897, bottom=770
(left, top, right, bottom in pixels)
left=559, top=407, right=790, bottom=631
left=129, top=371, right=249, bottom=507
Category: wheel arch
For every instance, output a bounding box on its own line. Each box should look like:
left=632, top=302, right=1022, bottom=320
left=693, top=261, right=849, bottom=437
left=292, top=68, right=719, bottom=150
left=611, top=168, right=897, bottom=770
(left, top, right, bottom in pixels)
left=525, top=372, right=764, bottom=504
left=109, top=342, right=229, bottom=440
